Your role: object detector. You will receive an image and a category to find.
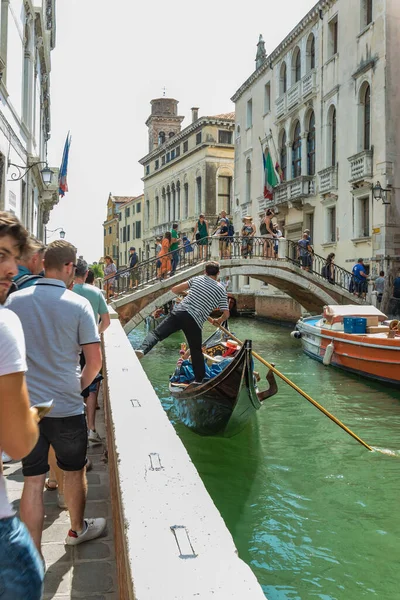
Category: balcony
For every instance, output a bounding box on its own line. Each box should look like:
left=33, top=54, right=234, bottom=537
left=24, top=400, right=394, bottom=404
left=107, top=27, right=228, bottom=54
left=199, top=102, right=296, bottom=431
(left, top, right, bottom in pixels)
left=318, top=165, right=338, bottom=194
left=273, top=176, right=316, bottom=206
left=275, top=70, right=317, bottom=118
left=348, top=149, right=373, bottom=182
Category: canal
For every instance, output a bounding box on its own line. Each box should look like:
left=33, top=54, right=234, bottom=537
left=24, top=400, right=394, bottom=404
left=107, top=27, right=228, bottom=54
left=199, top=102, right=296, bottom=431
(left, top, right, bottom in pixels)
left=129, top=318, right=400, bottom=600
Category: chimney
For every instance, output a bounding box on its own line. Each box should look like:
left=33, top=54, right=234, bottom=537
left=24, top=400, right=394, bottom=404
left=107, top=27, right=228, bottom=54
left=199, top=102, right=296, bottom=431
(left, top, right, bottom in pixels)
left=191, top=107, right=199, bottom=123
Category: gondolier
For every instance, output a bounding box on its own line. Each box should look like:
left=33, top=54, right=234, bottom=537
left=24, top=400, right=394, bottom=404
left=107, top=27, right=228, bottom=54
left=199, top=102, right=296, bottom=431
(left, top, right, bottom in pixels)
left=136, top=261, right=229, bottom=383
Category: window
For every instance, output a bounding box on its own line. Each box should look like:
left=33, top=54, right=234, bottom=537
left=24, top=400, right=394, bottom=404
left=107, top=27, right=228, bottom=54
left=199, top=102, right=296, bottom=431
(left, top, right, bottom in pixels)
left=184, top=182, right=189, bottom=218
left=122, top=226, right=126, bottom=243
left=175, top=146, right=180, bottom=157
left=125, top=207, right=130, bottom=218
left=195, top=176, right=202, bottom=213
left=155, top=196, right=159, bottom=222
left=329, top=16, right=338, bottom=57
left=104, top=229, right=106, bottom=237
left=171, top=149, right=175, bottom=159
left=359, top=197, right=370, bottom=237
left=245, top=159, right=251, bottom=202
left=127, top=224, right=130, bottom=241
left=145, top=165, right=150, bottom=175
left=307, top=112, right=315, bottom=176
left=176, top=181, right=181, bottom=221
left=310, top=35, right=315, bottom=70
left=136, top=202, right=141, bottom=213
left=246, top=99, right=253, bottom=128
left=362, top=0, right=373, bottom=28
left=280, top=62, right=287, bottom=95
left=327, top=206, right=336, bottom=242
left=108, top=227, right=112, bottom=234
left=280, top=131, right=287, bottom=181
left=155, top=159, right=159, bottom=170
left=183, top=140, right=188, bottom=153
left=118, top=212, right=122, bottom=221
left=196, top=132, right=202, bottom=145
left=217, top=176, right=232, bottom=214
left=132, top=224, right=135, bottom=239
left=331, top=107, right=337, bottom=166
left=363, top=84, right=371, bottom=150
left=218, top=130, right=233, bottom=144
left=166, top=152, right=170, bottom=163
left=264, top=82, right=271, bottom=113
left=136, top=221, right=141, bottom=238
left=158, top=131, right=165, bottom=145
left=293, top=48, right=301, bottom=83
left=292, top=121, right=302, bottom=178
left=169, top=131, right=175, bottom=138
left=161, top=156, right=166, bottom=165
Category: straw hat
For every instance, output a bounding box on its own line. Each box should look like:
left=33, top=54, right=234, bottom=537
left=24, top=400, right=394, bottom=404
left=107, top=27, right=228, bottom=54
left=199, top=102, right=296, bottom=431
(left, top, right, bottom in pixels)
left=243, top=215, right=253, bottom=222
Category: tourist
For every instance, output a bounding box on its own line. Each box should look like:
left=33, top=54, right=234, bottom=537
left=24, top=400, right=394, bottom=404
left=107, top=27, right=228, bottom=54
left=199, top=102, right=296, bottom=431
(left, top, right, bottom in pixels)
left=352, top=258, right=368, bottom=298
left=73, top=258, right=110, bottom=443
left=182, top=235, right=194, bottom=264
left=393, top=271, right=400, bottom=299
left=135, top=261, right=230, bottom=383
left=297, top=232, right=313, bottom=272
left=86, top=269, right=95, bottom=285
left=11, top=236, right=45, bottom=291
left=374, top=270, right=385, bottom=305
left=0, top=212, right=44, bottom=599
left=128, top=246, right=139, bottom=289
left=212, top=210, right=230, bottom=234
left=170, top=223, right=180, bottom=276
left=104, top=255, right=117, bottom=298
left=303, top=228, right=312, bottom=244
left=322, top=253, right=335, bottom=284
left=260, top=209, right=275, bottom=258
left=241, top=216, right=256, bottom=259
left=272, top=223, right=282, bottom=258
left=218, top=217, right=229, bottom=259
left=158, top=231, right=172, bottom=280
left=192, top=213, right=209, bottom=260
left=6, top=240, right=106, bottom=552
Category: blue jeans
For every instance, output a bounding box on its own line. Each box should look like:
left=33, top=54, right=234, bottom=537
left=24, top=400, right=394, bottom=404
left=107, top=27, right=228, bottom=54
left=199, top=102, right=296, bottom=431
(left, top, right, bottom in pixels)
left=171, top=250, right=180, bottom=274
left=0, top=516, right=44, bottom=599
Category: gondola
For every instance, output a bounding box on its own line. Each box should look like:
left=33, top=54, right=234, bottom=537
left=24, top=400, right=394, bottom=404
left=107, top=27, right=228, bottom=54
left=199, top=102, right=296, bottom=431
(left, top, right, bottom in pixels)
left=169, top=337, right=262, bottom=437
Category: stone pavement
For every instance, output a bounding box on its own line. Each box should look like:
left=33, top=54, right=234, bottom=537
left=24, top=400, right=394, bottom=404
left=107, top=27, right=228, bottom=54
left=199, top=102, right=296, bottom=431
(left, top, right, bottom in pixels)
left=3, top=395, right=118, bottom=600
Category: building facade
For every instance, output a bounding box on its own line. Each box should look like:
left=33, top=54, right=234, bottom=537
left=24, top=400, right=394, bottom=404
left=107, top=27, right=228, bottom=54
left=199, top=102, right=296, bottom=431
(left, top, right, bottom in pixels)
left=0, top=0, right=58, bottom=239
left=103, top=193, right=126, bottom=265
left=117, top=194, right=144, bottom=267
left=232, top=0, right=400, bottom=285
left=140, top=98, right=235, bottom=257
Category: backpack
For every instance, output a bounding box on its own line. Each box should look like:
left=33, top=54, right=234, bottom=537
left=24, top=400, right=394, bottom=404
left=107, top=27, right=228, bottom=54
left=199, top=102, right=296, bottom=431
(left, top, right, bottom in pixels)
left=228, top=223, right=235, bottom=237
left=321, top=265, right=327, bottom=278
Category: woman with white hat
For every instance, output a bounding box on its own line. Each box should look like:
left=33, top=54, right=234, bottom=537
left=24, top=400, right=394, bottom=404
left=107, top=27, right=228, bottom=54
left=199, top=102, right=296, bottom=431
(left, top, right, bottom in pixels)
left=241, top=216, right=256, bottom=258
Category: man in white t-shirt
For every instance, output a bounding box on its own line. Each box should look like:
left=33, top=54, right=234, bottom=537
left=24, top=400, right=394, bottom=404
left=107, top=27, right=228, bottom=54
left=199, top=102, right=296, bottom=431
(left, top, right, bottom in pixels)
left=0, top=212, right=44, bottom=599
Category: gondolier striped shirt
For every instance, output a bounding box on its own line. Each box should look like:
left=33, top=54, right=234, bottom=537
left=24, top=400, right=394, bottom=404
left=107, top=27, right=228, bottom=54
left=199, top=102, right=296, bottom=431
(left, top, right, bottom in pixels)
left=172, top=275, right=229, bottom=329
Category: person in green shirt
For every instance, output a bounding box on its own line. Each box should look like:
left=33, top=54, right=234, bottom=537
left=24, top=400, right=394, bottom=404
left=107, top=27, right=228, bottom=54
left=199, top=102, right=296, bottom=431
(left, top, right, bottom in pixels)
left=170, top=223, right=180, bottom=276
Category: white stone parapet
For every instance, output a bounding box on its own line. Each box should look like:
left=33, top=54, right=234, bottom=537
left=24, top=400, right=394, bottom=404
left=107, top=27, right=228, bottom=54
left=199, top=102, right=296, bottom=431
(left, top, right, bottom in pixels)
left=102, top=317, right=267, bottom=599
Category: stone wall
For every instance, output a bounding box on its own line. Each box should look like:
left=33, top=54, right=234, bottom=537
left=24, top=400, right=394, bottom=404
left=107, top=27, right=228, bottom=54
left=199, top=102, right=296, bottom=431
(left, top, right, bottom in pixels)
left=255, top=294, right=302, bottom=323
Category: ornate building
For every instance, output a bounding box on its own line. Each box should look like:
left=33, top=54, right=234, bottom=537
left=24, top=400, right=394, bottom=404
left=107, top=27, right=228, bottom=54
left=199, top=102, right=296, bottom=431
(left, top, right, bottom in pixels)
left=0, top=0, right=58, bottom=239
left=140, top=97, right=235, bottom=257
left=232, top=0, right=400, bottom=283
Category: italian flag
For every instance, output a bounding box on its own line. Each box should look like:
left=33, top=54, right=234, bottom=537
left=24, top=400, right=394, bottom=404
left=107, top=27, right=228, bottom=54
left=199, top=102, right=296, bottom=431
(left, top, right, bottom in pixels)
left=263, top=147, right=278, bottom=200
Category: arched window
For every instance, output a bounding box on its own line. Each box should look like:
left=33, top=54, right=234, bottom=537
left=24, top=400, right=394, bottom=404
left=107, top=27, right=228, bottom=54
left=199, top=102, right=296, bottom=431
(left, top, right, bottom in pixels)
left=158, top=131, right=165, bottom=145
left=184, top=182, right=189, bottom=218
left=161, top=188, right=166, bottom=222
left=280, top=62, right=287, bottom=95
left=167, top=186, right=171, bottom=222
left=331, top=107, right=337, bottom=166
left=195, top=177, right=202, bottom=214
left=245, top=159, right=251, bottom=202
left=293, top=48, right=301, bottom=83
left=310, top=36, right=315, bottom=70
left=280, top=131, right=287, bottom=181
left=171, top=183, right=176, bottom=221
left=169, top=131, right=175, bottom=138
left=155, top=196, right=159, bottom=223
left=307, top=112, right=316, bottom=175
left=176, top=181, right=181, bottom=221
left=292, top=121, right=302, bottom=178
left=363, top=84, right=371, bottom=150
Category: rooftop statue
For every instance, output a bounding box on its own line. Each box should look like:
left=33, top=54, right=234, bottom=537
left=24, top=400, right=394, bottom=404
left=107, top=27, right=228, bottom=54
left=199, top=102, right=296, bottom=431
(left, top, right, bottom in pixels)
left=256, top=34, right=267, bottom=69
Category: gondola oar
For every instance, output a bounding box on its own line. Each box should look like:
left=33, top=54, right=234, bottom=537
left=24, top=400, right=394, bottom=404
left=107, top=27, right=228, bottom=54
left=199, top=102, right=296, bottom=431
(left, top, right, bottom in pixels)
left=208, top=319, right=373, bottom=451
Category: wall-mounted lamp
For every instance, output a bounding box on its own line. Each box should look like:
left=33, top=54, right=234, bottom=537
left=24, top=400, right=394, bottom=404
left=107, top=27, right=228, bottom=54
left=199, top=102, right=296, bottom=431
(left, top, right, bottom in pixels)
left=7, top=161, right=55, bottom=186
left=372, top=181, right=391, bottom=205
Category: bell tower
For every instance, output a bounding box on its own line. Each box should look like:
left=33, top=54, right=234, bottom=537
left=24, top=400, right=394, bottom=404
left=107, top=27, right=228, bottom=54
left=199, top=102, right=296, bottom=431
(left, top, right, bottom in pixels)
left=146, top=98, right=185, bottom=152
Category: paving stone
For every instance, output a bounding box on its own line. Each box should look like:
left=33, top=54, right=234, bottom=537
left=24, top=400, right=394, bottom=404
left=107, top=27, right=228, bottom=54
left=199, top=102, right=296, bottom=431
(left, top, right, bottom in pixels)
left=75, top=540, right=114, bottom=561
left=87, top=485, right=109, bottom=501
left=83, top=501, right=111, bottom=519
left=86, top=473, right=101, bottom=485
left=71, top=562, right=115, bottom=594
left=42, top=523, right=70, bottom=544
left=42, top=543, right=73, bottom=565
left=43, top=563, right=72, bottom=595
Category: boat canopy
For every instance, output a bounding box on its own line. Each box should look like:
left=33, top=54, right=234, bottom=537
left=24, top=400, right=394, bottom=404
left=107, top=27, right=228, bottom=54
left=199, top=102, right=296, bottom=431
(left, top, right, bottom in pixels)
left=323, top=305, right=387, bottom=322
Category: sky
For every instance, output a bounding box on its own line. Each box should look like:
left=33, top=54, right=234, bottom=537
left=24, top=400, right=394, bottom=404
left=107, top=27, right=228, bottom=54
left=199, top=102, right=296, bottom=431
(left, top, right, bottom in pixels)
left=47, top=0, right=316, bottom=262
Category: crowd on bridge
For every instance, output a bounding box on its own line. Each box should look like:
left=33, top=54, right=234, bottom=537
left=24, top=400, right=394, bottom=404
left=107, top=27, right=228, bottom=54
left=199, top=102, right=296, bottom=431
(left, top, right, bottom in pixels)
left=0, top=211, right=112, bottom=599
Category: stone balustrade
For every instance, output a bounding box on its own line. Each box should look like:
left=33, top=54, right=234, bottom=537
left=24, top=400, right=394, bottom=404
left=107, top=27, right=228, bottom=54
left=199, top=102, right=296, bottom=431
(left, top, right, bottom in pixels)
left=318, top=165, right=338, bottom=194
left=348, top=149, right=373, bottom=182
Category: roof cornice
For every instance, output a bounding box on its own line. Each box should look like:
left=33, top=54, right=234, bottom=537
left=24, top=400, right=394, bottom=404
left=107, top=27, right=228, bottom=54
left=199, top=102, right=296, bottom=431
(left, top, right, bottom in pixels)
left=231, top=0, right=335, bottom=103
left=139, top=115, right=235, bottom=165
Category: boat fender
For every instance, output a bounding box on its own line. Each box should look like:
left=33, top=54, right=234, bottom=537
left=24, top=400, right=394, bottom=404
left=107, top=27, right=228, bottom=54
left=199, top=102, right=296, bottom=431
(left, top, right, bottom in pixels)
left=290, top=331, right=302, bottom=339
left=323, top=342, right=334, bottom=366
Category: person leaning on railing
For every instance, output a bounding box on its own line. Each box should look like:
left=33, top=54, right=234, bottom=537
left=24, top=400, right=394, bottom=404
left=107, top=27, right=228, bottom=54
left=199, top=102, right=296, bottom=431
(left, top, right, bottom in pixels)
left=103, top=256, right=117, bottom=298
left=192, top=214, right=209, bottom=260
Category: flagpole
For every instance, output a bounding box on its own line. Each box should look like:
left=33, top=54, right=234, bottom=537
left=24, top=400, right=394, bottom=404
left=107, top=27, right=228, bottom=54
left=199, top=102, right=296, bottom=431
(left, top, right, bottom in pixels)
left=268, top=128, right=280, bottom=168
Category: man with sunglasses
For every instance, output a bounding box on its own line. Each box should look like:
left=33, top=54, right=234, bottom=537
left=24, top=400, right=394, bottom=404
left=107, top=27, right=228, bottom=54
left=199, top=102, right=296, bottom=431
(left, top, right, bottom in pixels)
left=6, top=240, right=106, bottom=554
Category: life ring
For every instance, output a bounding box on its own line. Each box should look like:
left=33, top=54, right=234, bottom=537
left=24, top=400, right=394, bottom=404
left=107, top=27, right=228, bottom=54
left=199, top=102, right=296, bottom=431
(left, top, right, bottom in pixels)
left=389, top=320, right=399, bottom=331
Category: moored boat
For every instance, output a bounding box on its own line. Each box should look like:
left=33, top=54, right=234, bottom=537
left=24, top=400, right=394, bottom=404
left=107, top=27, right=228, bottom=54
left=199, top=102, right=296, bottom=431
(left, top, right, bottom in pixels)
left=292, top=305, right=400, bottom=387
left=169, top=338, right=262, bottom=437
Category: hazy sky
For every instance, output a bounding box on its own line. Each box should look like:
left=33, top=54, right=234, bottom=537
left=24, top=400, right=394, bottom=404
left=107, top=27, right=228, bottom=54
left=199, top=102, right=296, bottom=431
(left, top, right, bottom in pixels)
left=47, top=0, right=316, bottom=262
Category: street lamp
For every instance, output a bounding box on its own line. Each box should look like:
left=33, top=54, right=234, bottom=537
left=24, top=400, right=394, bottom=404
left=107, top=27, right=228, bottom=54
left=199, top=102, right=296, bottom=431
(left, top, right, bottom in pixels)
left=7, top=161, right=55, bottom=186
left=45, top=227, right=66, bottom=244
left=372, top=181, right=391, bottom=205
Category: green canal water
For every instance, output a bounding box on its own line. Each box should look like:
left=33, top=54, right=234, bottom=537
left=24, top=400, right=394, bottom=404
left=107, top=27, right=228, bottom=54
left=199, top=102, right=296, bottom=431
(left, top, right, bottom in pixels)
left=129, top=319, right=400, bottom=600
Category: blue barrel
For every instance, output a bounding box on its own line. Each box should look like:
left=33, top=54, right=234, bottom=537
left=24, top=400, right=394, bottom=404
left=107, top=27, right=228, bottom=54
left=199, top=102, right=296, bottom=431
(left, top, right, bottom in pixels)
left=343, top=317, right=367, bottom=334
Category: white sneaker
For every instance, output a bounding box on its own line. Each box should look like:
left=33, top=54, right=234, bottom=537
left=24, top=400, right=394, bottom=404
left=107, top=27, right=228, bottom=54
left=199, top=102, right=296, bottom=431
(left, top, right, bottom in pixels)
left=1, top=452, right=12, bottom=463
left=88, top=429, right=102, bottom=444
left=65, top=518, right=106, bottom=546
left=135, top=349, right=144, bottom=360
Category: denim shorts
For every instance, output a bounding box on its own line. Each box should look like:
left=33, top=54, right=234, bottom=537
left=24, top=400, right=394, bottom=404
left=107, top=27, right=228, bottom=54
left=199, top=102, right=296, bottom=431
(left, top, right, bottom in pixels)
left=0, top=516, right=44, bottom=600
left=22, top=414, right=88, bottom=477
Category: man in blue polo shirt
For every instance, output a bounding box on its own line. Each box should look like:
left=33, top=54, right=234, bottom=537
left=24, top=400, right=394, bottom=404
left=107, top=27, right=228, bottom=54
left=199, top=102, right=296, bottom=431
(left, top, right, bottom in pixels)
left=352, top=258, right=368, bottom=298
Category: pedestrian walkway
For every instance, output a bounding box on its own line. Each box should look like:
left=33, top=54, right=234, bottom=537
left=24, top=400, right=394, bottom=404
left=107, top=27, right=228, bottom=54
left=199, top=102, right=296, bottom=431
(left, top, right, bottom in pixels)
left=3, top=393, right=118, bottom=600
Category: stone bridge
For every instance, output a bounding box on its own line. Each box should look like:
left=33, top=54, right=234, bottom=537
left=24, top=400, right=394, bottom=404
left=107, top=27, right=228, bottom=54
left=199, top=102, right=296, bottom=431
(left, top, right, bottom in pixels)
left=112, top=255, right=362, bottom=334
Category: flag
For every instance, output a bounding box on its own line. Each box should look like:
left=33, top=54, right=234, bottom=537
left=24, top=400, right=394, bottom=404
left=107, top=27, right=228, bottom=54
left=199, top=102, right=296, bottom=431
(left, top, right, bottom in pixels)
left=58, top=133, right=71, bottom=198
left=263, top=148, right=278, bottom=199
left=275, top=161, right=284, bottom=183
